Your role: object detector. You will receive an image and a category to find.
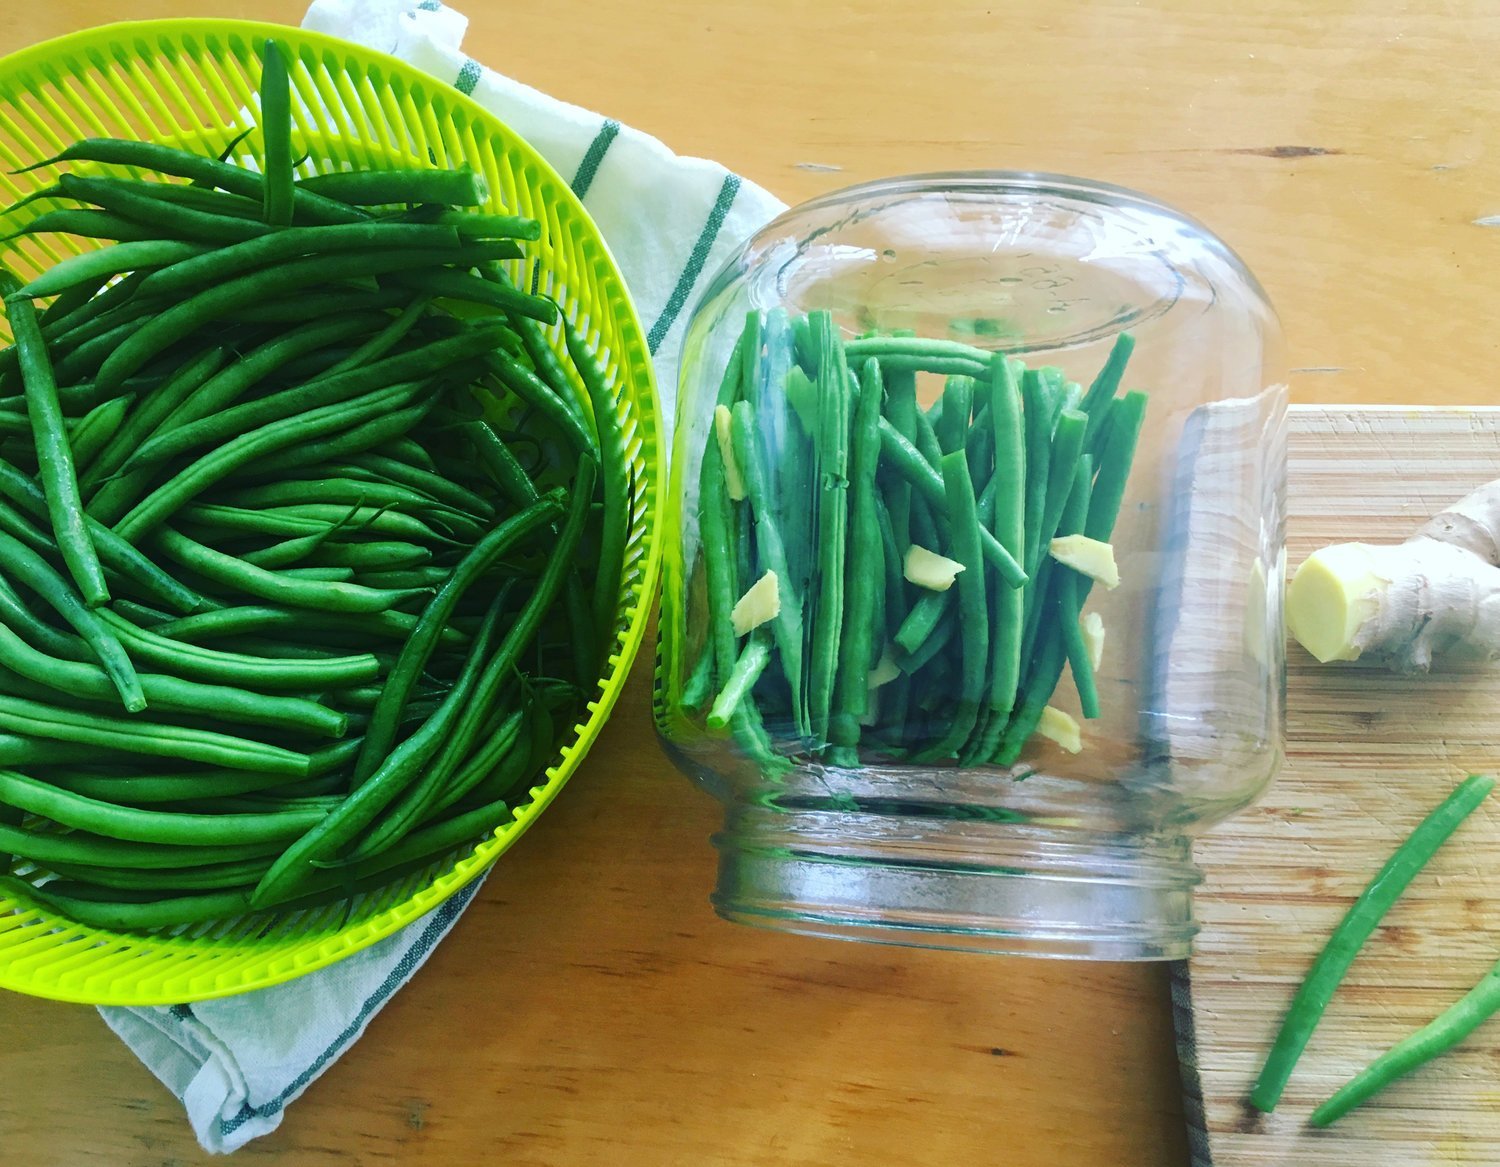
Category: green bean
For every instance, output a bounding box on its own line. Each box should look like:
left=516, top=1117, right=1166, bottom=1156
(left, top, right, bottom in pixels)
left=483, top=351, right=596, bottom=459
left=342, top=453, right=497, bottom=519
left=183, top=502, right=452, bottom=545
left=37, top=276, right=106, bottom=326
left=1250, top=772, right=1496, bottom=1113
left=40, top=767, right=311, bottom=805
left=0, top=530, right=141, bottom=708
left=258, top=40, right=294, bottom=226
left=562, top=317, right=630, bottom=633
left=1, top=274, right=109, bottom=606
left=934, top=375, right=974, bottom=455
left=1079, top=332, right=1135, bottom=437
left=97, top=609, right=380, bottom=691
left=0, top=696, right=310, bottom=774
left=45, top=855, right=275, bottom=892
left=427, top=210, right=541, bottom=242
left=807, top=313, right=850, bottom=745
left=0, top=768, right=323, bottom=846
left=828, top=358, right=885, bottom=750
left=873, top=419, right=1027, bottom=589
left=386, top=267, right=557, bottom=324
left=19, top=138, right=363, bottom=224
left=150, top=604, right=454, bottom=648
left=152, top=527, right=428, bottom=614
left=353, top=491, right=564, bottom=784
left=1084, top=390, right=1147, bottom=542
left=1313, top=950, right=1500, bottom=1127
left=10, top=240, right=207, bottom=301
left=0, top=821, right=282, bottom=869
left=114, top=380, right=428, bottom=539
left=247, top=401, right=435, bottom=477
left=916, top=450, right=988, bottom=760
left=68, top=391, right=133, bottom=473
left=1020, top=368, right=1058, bottom=574
left=322, top=298, right=433, bottom=378
left=1038, top=409, right=1088, bottom=551
left=1056, top=572, right=1099, bottom=719
left=226, top=287, right=410, bottom=323
left=894, top=590, right=953, bottom=656
left=0, top=621, right=343, bottom=735
left=707, top=628, right=772, bottom=730
left=729, top=399, right=806, bottom=737
left=0, top=208, right=162, bottom=244
left=844, top=335, right=990, bottom=366
left=298, top=167, right=489, bottom=207
left=980, top=355, right=1026, bottom=741
left=136, top=223, right=462, bottom=299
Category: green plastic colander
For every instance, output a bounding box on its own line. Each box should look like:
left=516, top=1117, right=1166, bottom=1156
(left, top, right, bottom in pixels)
left=0, top=19, right=661, bottom=1005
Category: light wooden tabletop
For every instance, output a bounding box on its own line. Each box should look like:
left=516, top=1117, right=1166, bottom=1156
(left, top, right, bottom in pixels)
left=1, top=1, right=1494, bottom=1164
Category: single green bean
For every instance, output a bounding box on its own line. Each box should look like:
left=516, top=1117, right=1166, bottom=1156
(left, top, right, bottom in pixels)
left=258, top=40, right=294, bottom=226
left=0, top=820, right=283, bottom=868
left=707, top=628, right=772, bottom=730
left=298, top=167, right=489, bottom=207
left=11, top=240, right=207, bottom=301
left=828, top=357, right=885, bottom=750
left=1, top=274, right=108, bottom=605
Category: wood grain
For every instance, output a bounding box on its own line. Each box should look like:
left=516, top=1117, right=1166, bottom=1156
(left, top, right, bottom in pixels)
left=1187, top=407, right=1500, bottom=1167
left=1, top=0, right=1498, bottom=1164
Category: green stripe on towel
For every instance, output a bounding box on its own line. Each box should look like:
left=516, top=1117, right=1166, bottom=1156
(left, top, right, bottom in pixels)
left=646, top=173, right=740, bottom=354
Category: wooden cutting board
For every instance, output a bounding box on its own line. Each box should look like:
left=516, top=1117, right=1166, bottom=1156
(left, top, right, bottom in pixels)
left=1179, top=405, right=1500, bottom=1167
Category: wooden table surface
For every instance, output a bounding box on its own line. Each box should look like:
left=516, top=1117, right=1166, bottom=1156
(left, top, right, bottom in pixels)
left=2, top=1, right=1497, bottom=1164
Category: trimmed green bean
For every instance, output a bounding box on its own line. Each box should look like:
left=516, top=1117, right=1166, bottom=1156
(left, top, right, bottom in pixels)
left=1, top=274, right=109, bottom=605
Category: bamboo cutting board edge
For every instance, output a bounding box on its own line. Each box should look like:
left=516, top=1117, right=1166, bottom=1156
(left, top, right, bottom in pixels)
left=1181, top=404, right=1500, bottom=1167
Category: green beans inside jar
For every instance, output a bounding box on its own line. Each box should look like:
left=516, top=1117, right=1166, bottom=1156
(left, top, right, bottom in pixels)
left=656, top=172, right=1288, bottom=960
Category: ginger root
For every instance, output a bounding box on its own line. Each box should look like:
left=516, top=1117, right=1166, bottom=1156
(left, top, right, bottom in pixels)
left=1287, top=479, right=1500, bottom=672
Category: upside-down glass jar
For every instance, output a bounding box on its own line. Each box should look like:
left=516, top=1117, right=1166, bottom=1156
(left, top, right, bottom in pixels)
left=655, top=172, right=1286, bottom=960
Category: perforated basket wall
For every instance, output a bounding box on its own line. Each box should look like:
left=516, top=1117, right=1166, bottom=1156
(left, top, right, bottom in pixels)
left=0, top=19, right=661, bottom=1004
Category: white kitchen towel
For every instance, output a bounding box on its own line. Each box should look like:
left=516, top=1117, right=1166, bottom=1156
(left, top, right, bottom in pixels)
left=98, top=0, right=786, bottom=1152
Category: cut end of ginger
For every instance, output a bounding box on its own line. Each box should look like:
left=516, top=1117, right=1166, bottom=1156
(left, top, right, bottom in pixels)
left=714, top=404, right=746, bottom=501
left=1287, top=544, right=1387, bottom=662
left=1081, top=612, right=1105, bottom=671
left=904, top=544, right=965, bottom=591
left=1037, top=706, right=1083, bottom=754
left=731, top=569, right=779, bottom=636
left=1049, top=534, right=1120, bottom=589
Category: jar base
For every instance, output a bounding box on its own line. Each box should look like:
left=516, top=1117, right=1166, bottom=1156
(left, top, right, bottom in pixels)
left=710, top=804, right=1201, bottom=961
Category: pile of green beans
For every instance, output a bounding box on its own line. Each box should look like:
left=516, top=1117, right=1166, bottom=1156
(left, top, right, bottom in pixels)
left=683, top=308, right=1146, bottom=768
left=0, top=41, right=628, bottom=931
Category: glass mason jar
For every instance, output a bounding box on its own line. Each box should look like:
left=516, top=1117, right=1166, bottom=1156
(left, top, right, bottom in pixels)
left=655, top=172, right=1286, bottom=960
